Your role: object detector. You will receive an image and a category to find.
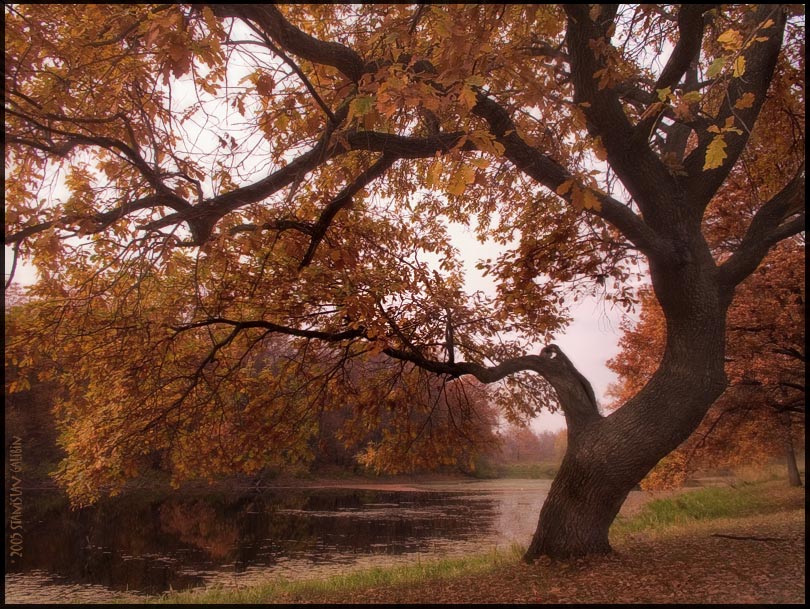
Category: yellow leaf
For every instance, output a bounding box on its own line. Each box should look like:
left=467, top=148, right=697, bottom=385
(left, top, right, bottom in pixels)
left=458, top=85, right=478, bottom=110
left=460, top=165, right=476, bottom=185
left=556, top=180, right=573, bottom=196
left=275, top=113, right=289, bottom=131
left=703, top=135, right=727, bottom=170
left=732, top=56, right=746, bottom=78
left=591, top=138, right=608, bottom=162
left=447, top=177, right=467, bottom=196
left=582, top=189, right=601, bottom=211
left=571, top=186, right=584, bottom=211
left=717, top=29, right=742, bottom=51
left=469, top=131, right=505, bottom=156
left=427, top=159, right=443, bottom=188
left=722, top=116, right=743, bottom=135
left=347, top=95, right=374, bottom=123
left=681, top=91, right=702, bottom=105
left=734, top=92, right=756, bottom=110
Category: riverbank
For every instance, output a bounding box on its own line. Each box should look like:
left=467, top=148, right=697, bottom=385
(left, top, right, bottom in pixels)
left=156, top=480, right=804, bottom=605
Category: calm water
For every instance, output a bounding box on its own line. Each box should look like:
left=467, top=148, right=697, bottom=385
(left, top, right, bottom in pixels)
left=4, top=480, right=551, bottom=603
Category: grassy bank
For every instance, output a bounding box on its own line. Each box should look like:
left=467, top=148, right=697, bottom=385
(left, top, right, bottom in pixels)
left=152, top=547, right=523, bottom=605
left=487, top=461, right=559, bottom=479
left=151, top=478, right=803, bottom=605
left=611, top=480, right=802, bottom=537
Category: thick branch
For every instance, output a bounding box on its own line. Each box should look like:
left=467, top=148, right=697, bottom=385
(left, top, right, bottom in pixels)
left=141, top=129, right=469, bottom=243
left=653, top=5, right=717, bottom=93
left=173, top=315, right=601, bottom=432
left=5, top=110, right=190, bottom=211
left=208, top=4, right=365, bottom=82
left=472, top=93, right=670, bottom=261
left=141, top=136, right=338, bottom=242
left=718, top=165, right=805, bottom=290
left=7, top=124, right=472, bottom=248
left=683, top=5, right=787, bottom=208
left=4, top=194, right=191, bottom=245
left=564, top=5, right=679, bottom=218
left=383, top=343, right=601, bottom=431
left=345, top=130, right=471, bottom=157
left=228, top=219, right=315, bottom=237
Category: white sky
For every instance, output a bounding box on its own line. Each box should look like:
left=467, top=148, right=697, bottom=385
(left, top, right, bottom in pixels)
left=448, top=227, right=630, bottom=433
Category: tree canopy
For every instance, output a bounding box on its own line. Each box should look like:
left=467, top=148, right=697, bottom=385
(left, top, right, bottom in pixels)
left=4, top=4, right=805, bottom=557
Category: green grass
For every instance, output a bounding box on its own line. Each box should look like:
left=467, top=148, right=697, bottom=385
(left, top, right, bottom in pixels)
left=611, top=480, right=799, bottom=537
left=491, top=461, right=559, bottom=479
left=150, top=545, right=524, bottom=604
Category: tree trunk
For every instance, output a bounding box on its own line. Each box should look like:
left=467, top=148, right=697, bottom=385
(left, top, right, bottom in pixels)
left=780, top=411, right=803, bottom=487
left=525, top=447, right=629, bottom=558
left=524, top=369, right=726, bottom=561
left=524, top=264, right=730, bottom=560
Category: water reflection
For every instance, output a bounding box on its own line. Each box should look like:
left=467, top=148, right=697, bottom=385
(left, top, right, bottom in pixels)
left=4, top=483, right=545, bottom=603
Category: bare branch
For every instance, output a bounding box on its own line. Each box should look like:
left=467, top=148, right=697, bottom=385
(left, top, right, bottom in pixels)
left=170, top=317, right=366, bottom=343
left=299, top=153, right=396, bottom=268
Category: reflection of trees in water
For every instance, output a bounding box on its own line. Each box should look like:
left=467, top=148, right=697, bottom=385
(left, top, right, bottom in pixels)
left=159, top=499, right=240, bottom=560
left=8, top=491, right=206, bottom=593
left=274, top=490, right=502, bottom=553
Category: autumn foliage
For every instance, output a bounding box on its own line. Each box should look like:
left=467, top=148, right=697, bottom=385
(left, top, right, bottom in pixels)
left=3, top=4, right=804, bottom=558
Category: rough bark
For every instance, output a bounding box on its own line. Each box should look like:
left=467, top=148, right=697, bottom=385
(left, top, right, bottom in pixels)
left=525, top=235, right=730, bottom=560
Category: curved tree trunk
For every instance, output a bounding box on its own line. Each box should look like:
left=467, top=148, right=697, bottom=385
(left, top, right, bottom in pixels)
left=525, top=254, right=730, bottom=561
left=524, top=349, right=728, bottom=559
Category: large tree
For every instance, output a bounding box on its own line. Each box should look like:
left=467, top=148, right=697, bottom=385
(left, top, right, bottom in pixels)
left=4, top=5, right=805, bottom=559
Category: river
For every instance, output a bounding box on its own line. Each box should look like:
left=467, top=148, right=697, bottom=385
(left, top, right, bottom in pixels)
left=5, top=478, right=581, bottom=604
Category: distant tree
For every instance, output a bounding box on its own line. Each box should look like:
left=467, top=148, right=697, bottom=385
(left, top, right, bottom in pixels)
left=4, top=5, right=804, bottom=559
left=497, top=425, right=557, bottom=463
